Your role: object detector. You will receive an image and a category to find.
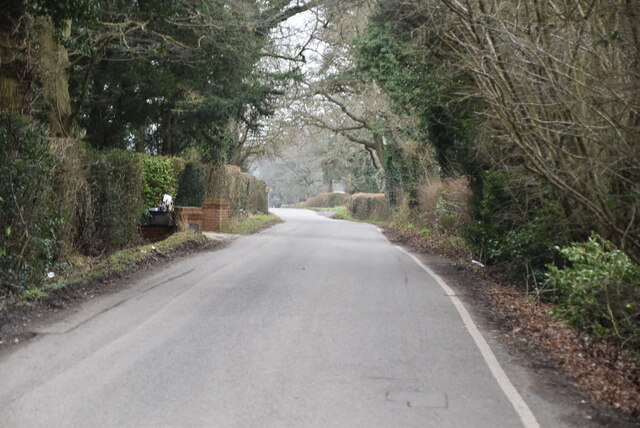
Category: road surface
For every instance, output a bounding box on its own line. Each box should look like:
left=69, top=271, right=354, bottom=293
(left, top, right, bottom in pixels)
left=0, top=209, right=575, bottom=427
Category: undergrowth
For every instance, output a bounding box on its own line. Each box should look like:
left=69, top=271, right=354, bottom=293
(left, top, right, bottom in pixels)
left=546, top=234, right=640, bottom=352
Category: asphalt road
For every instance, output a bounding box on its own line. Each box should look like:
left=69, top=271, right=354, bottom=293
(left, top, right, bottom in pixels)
left=0, top=209, right=573, bottom=427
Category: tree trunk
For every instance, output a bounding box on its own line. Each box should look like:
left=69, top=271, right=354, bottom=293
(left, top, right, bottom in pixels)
left=33, top=17, right=73, bottom=137
left=0, top=15, right=73, bottom=139
left=0, top=18, right=33, bottom=114
left=161, top=110, right=173, bottom=155
left=135, top=128, right=145, bottom=153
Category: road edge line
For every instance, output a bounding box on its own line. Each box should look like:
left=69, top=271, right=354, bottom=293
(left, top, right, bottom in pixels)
left=393, top=245, right=540, bottom=428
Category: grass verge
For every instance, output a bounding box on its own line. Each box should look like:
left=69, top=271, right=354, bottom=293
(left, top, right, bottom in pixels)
left=34, top=231, right=211, bottom=299
left=225, top=213, right=282, bottom=235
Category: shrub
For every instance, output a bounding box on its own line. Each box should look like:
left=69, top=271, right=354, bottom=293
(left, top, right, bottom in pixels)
left=88, top=150, right=144, bottom=253
left=464, top=170, right=571, bottom=283
left=546, top=234, right=640, bottom=351
left=175, top=161, right=206, bottom=207
left=0, top=114, right=61, bottom=294
left=141, top=155, right=184, bottom=209
left=418, top=177, right=472, bottom=235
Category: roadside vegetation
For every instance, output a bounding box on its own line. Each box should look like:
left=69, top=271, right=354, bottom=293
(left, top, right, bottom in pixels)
left=1, top=0, right=297, bottom=300
left=1, top=116, right=268, bottom=301
left=225, top=214, right=282, bottom=235
left=352, top=1, right=640, bottom=358
left=15, top=231, right=210, bottom=305
left=4, top=210, right=281, bottom=309
left=300, top=186, right=640, bottom=355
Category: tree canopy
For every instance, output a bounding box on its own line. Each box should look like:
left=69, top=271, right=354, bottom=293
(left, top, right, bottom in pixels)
left=1, top=0, right=322, bottom=162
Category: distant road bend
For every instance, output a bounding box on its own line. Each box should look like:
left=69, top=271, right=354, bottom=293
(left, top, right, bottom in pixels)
left=1, top=208, right=581, bottom=427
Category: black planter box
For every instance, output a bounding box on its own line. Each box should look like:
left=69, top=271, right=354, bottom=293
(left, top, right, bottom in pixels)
left=148, top=210, right=174, bottom=226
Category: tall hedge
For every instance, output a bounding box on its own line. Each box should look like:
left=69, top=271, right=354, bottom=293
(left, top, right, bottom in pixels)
left=348, top=193, right=392, bottom=221
left=303, top=192, right=351, bottom=208
left=87, top=150, right=144, bottom=254
left=203, top=165, right=268, bottom=215
left=0, top=115, right=61, bottom=294
left=1, top=132, right=268, bottom=294
left=50, top=137, right=93, bottom=257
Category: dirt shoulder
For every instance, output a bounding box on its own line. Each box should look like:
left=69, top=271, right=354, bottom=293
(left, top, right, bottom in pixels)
left=384, top=227, right=640, bottom=427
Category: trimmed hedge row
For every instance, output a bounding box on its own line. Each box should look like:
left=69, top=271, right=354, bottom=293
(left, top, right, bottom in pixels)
left=303, top=192, right=351, bottom=209
left=1, top=115, right=59, bottom=293
left=142, top=156, right=186, bottom=209
left=203, top=165, right=268, bottom=216
left=348, top=193, right=392, bottom=221
left=1, top=115, right=267, bottom=294
left=89, top=150, right=144, bottom=253
left=299, top=191, right=392, bottom=221
left=300, top=181, right=472, bottom=227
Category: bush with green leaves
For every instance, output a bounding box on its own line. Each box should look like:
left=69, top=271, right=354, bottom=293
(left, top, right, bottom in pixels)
left=0, top=114, right=61, bottom=294
left=546, top=234, right=640, bottom=351
left=141, top=155, right=185, bottom=209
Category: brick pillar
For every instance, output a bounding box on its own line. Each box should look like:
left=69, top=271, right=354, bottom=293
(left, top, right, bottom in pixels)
left=202, top=198, right=230, bottom=232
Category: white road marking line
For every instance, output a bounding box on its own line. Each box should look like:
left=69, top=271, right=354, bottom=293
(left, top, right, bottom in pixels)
left=394, top=244, right=540, bottom=428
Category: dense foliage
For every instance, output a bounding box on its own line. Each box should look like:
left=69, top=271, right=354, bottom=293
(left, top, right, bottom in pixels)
left=354, top=16, right=473, bottom=177
left=88, top=150, right=144, bottom=253
left=2, top=0, right=639, bottom=357
left=142, top=156, right=185, bottom=209
left=547, top=235, right=640, bottom=350
left=0, top=1, right=312, bottom=295
left=354, top=0, right=640, bottom=279
left=1, top=0, right=313, bottom=162
left=348, top=0, right=640, bottom=350
left=0, top=115, right=60, bottom=293
left=0, top=137, right=270, bottom=294
left=175, top=162, right=206, bottom=207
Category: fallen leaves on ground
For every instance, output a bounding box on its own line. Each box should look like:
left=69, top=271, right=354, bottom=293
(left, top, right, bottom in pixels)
left=386, top=226, right=640, bottom=417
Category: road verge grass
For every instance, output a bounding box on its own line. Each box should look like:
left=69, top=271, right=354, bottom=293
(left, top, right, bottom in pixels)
left=22, top=231, right=211, bottom=303
left=225, top=213, right=282, bottom=235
